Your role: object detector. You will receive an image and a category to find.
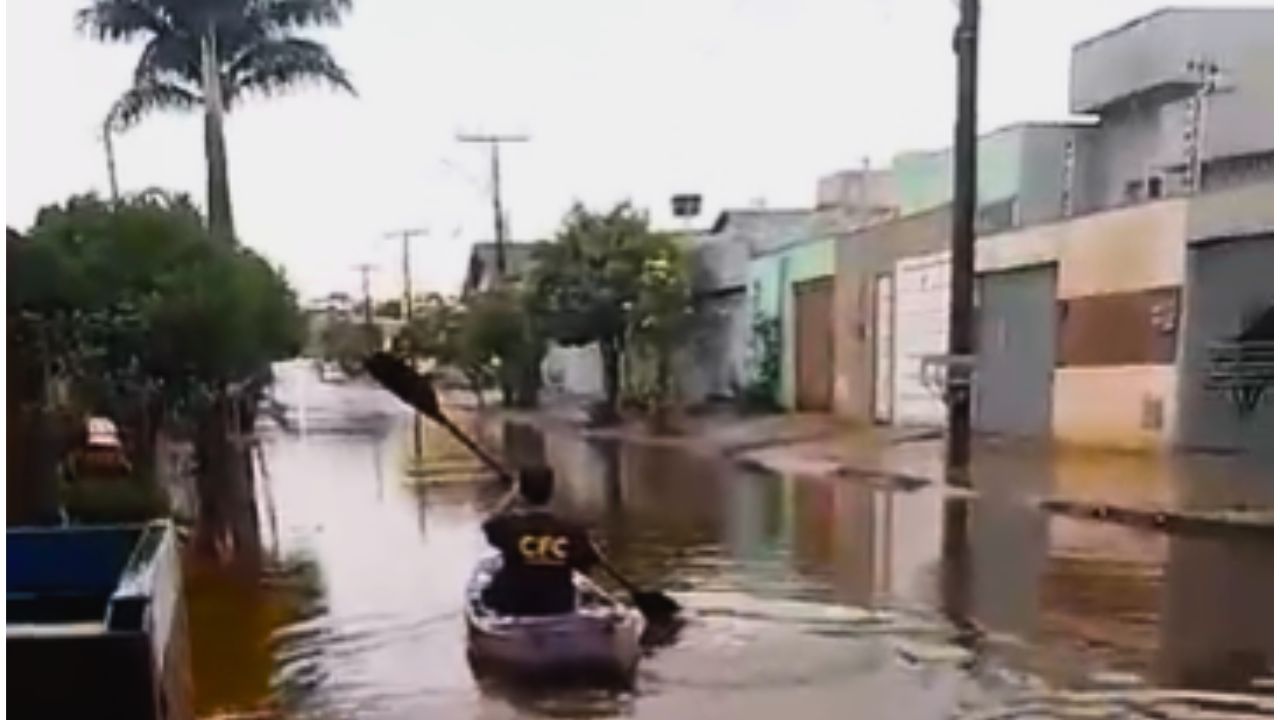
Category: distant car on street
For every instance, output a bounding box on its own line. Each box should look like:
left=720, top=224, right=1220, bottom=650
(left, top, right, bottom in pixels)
left=72, top=416, right=133, bottom=479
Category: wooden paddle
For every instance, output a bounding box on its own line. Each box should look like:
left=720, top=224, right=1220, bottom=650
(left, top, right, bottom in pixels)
left=364, top=351, right=512, bottom=484
left=364, top=351, right=682, bottom=623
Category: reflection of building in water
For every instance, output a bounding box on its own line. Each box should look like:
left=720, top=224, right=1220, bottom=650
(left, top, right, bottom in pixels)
left=1038, top=516, right=1167, bottom=676
left=725, top=471, right=786, bottom=562
left=783, top=479, right=944, bottom=610
left=1036, top=515, right=1271, bottom=691
left=971, top=490, right=1049, bottom=641
left=1156, top=534, right=1272, bottom=690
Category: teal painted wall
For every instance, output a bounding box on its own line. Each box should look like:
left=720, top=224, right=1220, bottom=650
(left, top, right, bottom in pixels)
left=892, top=126, right=1026, bottom=215
left=748, top=237, right=835, bottom=408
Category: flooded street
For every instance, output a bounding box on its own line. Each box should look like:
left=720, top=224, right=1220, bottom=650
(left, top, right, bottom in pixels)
left=189, top=362, right=1272, bottom=719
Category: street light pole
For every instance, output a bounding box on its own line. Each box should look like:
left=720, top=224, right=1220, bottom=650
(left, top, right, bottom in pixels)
left=946, top=0, right=979, bottom=486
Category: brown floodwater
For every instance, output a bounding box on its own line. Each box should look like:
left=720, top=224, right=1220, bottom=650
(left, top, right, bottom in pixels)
left=187, top=361, right=1273, bottom=719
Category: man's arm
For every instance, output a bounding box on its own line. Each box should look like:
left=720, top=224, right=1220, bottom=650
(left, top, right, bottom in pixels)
left=482, top=487, right=520, bottom=547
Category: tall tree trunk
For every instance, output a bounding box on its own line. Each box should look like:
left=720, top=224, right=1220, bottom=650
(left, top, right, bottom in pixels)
left=201, top=32, right=235, bottom=245
left=599, top=337, right=621, bottom=423
left=193, top=390, right=261, bottom=572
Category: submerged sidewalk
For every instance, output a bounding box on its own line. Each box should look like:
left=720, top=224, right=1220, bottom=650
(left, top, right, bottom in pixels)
left=729, top=419, right=1273, bottom=533
left=502, top=401, right=1272, bottom=533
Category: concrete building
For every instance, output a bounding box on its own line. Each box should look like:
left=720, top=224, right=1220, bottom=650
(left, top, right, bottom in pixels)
left=1067, top=7, right=1273, bottom=212
left=832, top=7, right=1272, bottom=452
left=834, top=180, right=1272, bottom=451
left=461, top=241, right=540, bottom=296
left=892, top=121, right=1092, bottom=233
left=678, top=209, right=816, bottom=405
left=460, top=240, right=605, bottom=400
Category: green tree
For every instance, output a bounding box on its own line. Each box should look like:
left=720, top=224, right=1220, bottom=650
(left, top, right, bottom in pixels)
left=462, top=288, right=545, bottom=408
left=77, top=0, right=355, bottom=244
left=526, top=202, right=658, bottom=420
left=317, top=317, right=382, bottom=377
left=628, top=237, right=693, bottom=426
left=9, top=192, right=303, bottom=552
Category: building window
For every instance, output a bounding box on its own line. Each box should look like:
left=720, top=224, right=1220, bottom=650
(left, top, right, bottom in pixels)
left=1147, top=176, right=1163, bottom=199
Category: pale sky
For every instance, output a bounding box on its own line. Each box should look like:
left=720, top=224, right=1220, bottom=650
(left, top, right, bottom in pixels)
left=5, top=0, right=1265, bottom=300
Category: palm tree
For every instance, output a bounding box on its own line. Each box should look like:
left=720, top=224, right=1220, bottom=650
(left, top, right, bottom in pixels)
left=79, top=0, right=355, bottom=245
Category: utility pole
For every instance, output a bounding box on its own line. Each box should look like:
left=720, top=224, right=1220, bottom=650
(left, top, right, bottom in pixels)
left=383, top=228, right=429, bottom=321
left=354, top=263, right=376, bottom=326
left=456, top=134, right=529, bottom=282
left=383, top=227, right=429, bottom=461
left=946, top=0, right=979, bottom=486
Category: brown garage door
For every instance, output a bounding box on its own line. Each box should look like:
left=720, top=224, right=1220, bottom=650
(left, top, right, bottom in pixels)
left=794, top=276, right=834, bottom=411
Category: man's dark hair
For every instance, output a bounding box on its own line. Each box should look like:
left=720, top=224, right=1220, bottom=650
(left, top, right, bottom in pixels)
left=518, top=466, right=555, bottom=505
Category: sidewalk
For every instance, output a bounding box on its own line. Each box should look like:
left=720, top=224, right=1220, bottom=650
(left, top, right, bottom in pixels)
left=730, top=419, right=1273, bottom=534
left=503, top=400, right=1272, bottom=533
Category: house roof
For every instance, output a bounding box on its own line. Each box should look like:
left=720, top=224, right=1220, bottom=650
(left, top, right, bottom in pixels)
left=463, top=241, right=541, bottom=293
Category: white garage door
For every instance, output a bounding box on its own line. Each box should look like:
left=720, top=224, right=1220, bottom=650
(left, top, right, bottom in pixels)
left=893, top=251, right=950, bottom=426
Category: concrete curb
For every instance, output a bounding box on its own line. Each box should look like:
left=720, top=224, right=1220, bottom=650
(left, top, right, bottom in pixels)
left=1040, top=497, right=1272, bottom=536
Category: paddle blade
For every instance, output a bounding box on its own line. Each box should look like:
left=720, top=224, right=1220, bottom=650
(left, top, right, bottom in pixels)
left=365, top=351, right=442, bottom=419
left=632, top=590, right=681, bottom=622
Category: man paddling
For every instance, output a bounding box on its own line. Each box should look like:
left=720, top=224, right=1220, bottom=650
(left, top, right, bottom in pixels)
left=482, top=466, right=601, bottom=616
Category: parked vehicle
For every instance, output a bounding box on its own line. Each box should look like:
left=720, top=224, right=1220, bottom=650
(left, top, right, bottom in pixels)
left=72, top=416, right=133, bottom=478
left=8, top=521, right=192, bottom=719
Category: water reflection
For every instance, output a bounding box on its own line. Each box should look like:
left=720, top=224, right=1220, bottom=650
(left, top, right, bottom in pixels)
left=186, top=363, right=1272, bottom=719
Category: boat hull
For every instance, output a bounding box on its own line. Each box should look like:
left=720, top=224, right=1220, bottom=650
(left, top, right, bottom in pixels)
left=465, top=556, right=644, bottom=685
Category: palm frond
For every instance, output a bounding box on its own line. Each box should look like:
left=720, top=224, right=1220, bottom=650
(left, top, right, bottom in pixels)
left=246, top=0, right=352, bottom=33
left=225, top=37, right=355, bottom=104
left=135, top=32, right=202, bottom=87
left=76, top=0, right=172, bottom=41
left=110, top=81, right=202, bottom=130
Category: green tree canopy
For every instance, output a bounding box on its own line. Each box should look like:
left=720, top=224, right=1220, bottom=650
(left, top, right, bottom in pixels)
left=525, top=202, right=689, bottom=418
left=10, top=191, right=304, bottom=443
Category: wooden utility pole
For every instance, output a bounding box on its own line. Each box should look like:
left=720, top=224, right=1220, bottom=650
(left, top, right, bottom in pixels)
left=383, top=228, right=429, bottom=321
left=354, top=263, right=376, bottom=326
left=946, top=0, right=979, bottom=486
left=456, top=134, right=528, bottom=281
left=383, top=228, right=429, bottom=460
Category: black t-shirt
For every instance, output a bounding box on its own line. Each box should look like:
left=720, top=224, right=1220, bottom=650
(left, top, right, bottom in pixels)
left=482, top=509, right=599, bottom=615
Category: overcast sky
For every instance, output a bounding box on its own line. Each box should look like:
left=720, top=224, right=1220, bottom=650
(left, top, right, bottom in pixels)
left=6, top=0, right=1265, bottom=300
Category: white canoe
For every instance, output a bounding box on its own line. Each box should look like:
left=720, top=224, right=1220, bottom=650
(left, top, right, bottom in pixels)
left=465, top=555, right=645, bottom=684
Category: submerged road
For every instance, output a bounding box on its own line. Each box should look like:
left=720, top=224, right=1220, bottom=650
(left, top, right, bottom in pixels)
left=187, top=360, right=1272, bottom=719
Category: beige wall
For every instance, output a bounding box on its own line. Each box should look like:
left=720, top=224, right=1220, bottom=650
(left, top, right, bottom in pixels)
left=834, top=191, right=1271, bottom=449
left=1185, top=180, right=1274, bottom=244
left=972, top=200, right=1190, bottom=449
left=977, top=198, right=1188, bottom=296
left=1054, top=366, right=1180, bottom=449
left=833, top=207, right=952, bottom=421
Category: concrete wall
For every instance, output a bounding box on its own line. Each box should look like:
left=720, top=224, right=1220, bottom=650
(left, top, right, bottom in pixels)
left=976, top=199, right=1189, bottom=449
left=542, top=343, right=604, bottom=399
left=749, top=238, right=836, bottom=409
left=676, top=291, right=751, bottom=403
left=892, top=127, right=1025, bottom=216
left=1186, top=179, right=1274, bottom=243
left=1069, top=8, right=1273, bottom=116
left=1070, top=8, right=1273, bottom=214
left=833, top=206, right=953, bottom=421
